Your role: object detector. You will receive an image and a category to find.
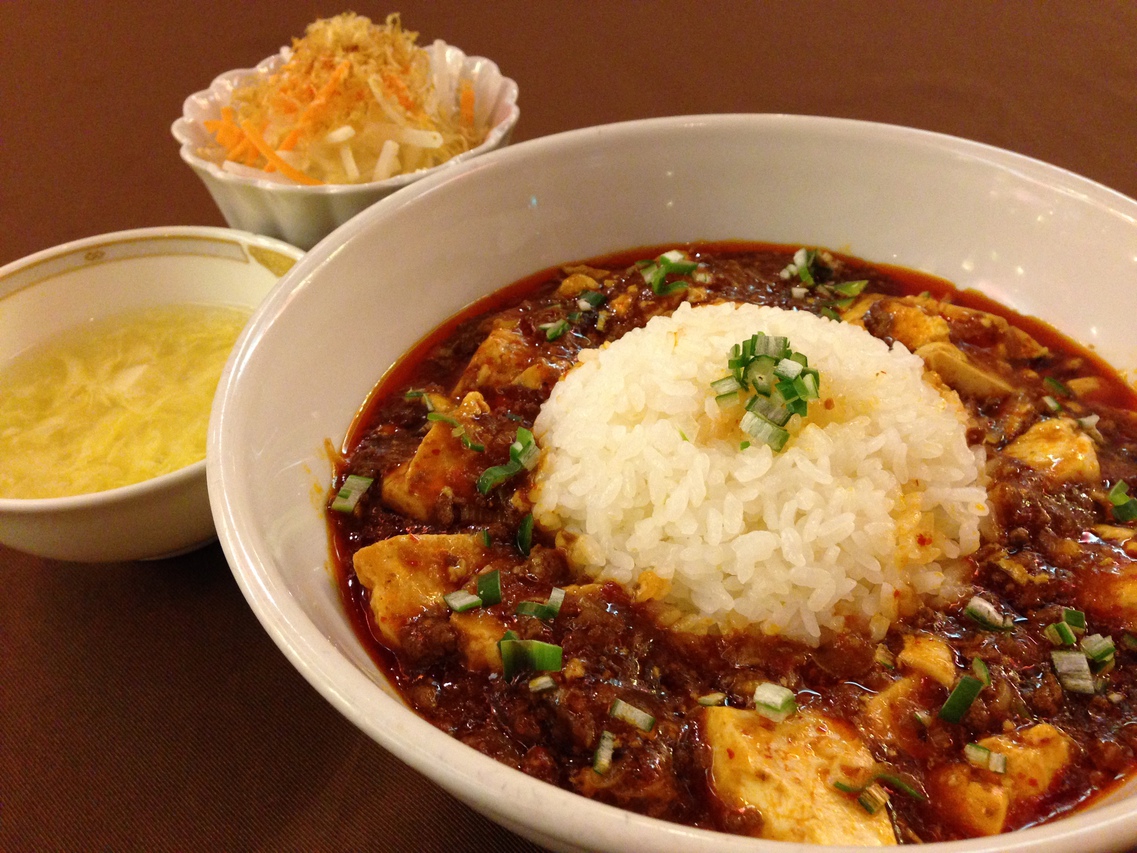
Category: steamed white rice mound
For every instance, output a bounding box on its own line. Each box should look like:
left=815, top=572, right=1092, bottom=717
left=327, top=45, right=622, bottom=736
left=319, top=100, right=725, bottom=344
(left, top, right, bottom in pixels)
left=531, top=301, right=988, bottom=646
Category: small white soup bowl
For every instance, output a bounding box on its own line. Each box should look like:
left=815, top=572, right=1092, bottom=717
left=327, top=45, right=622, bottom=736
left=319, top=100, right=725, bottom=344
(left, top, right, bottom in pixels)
left=0, top=226, right=302, bottom=562
left=210, top=116, right=1137, bottom=852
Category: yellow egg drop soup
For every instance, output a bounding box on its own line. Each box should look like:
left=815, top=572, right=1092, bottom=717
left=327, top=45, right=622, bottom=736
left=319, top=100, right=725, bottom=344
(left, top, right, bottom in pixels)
left=0, top=304, right=251, bottom=499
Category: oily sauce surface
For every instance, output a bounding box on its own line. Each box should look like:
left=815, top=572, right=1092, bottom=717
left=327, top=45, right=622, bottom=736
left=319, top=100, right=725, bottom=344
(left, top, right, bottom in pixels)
left=329, top=243, right=1137, bottom=843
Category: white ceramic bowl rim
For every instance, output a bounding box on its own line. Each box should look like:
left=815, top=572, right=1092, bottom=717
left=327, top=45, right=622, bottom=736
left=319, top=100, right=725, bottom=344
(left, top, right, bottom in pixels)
left=0, top=225, right=302, bottom=513
left=172, top=48, right=520, bottom=195
left=213, top=114, right=1137, bottom=853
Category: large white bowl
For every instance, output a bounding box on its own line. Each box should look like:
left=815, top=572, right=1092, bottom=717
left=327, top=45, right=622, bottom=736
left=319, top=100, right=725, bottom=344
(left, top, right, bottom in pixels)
left=172, top=41, right=520, bottom=250
left=0, top=226, right=302, bottom=562
left=210, top=115, right=1137, bottom=852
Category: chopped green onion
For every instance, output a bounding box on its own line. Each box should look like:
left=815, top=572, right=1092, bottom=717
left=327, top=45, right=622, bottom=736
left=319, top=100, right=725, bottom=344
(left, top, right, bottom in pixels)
left=744, top=355, right=777, bottom=394
left=545, top=586, right=566, bottom=613
left=476, top=427, right=538, bottom=494
left=754, top=335, right=790, bottom=358
left=517, top=513, right=534, bottom=556
left=971, top=657, right=991, bottom=686
left=739, top=411, right=790, bottom=452
left=330, top=474, right=373, bottom=513
left=939, top=675, right=983, bottom=723
left=856, top=783, right=889, bottom=815
left=1051, top=649, right=1095, bottom=693
left=1082, top=633, right=1116, bottom=665
left=516, top=587, right=566, bottom=620
left=638, top=249, right=696, bottom=295
left=963, top=743, right=1005, bottom=773
left=1042, top=395, right=1062, bottom=413
left=964, top=595, right=1014, bottom=631
left=528, top=674, right=557, bottom=693
left=739, top=441, right=751, bottom=450
left=655, top=278, right=688, bottom=296
left=1109, top=480, right=1137, bottom=522
left=820, top=307, right=841, bottom=321
left=1044, top=376, right=1071, bottom=396
left=1115, top=500, right=1137, bottom=522
left=476, top=569, right=502, bottom=606
left=783, top=248, right=819, bottom=286
left=873, top=773, right=926, bottom=801
left=425, top=412, right=484, bottom=450
left=799, top=369, right=820, bottom=398
left=711, top=376, right=743, bottom=395
left=753, top=682, right=796, bottom=723
left=538, top=319, right=571, bottom=341
left=964, top=743, right=991, bottom=767
left=499, top=636, right=563, bottom=680
left=1063, top=608, right=1087, bottom=634
left=578, top=290, right=607, bottom=310
left=774, top=357, right=804, bottom=381
left=592, top=730, right=615, bottom=774
left=481, top=528, right=492, bottom=547
left=834, top=279, right=869, bottom=297
left=834, top=773, right=926, bottom=803
left=791, top=374, right=818, bottom=401
left=697, top=692, right=727, bottom=706
left=745, top=393, right=791, bottom=426
left=404, top=389, right=435, bottom=412
left=609, top=698, right=656, bottom=732
left=1078, top=413, right=1105, bottom=443
left=715, top=390, right=741, bottom=408
left=512, top=428, right=540, bottom=469
left=476, top=459, right=523, bottom=494
left=523, top=640, right=563, bottom=671
left=659, top=249, right=692, bottom=265
left=1045, top=621, right=1077, bottom=647
left=1122, top=633, right=1137, bottom=652
left=443, top=590, right=482, bottom=613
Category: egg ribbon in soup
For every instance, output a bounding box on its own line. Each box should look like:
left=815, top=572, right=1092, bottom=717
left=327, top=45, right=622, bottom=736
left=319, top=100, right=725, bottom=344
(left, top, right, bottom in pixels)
left=0, top=304, right=250, bottom=499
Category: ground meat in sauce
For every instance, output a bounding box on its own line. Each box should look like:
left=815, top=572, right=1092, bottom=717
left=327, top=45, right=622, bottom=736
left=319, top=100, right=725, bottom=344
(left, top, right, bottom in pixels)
left=329, top=243, right=1137, bottom=844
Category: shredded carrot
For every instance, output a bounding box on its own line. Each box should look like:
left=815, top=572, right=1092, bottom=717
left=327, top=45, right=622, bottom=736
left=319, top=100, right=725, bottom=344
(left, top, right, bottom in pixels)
left=226, top=138, right=253, bottom=165
left=382, top=72, right=417, bottom=113
left=204, top=106, right=249, bottom=156
left=459, top=80, right=476, bottom=129
left=279, top=60, right=352, bottom=152
left=239, top=121, right=323, bottom=185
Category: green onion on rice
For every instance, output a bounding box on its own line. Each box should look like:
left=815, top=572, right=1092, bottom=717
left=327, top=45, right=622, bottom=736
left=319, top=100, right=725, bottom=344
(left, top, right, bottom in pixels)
left=531, top=302, right=988, bottom=646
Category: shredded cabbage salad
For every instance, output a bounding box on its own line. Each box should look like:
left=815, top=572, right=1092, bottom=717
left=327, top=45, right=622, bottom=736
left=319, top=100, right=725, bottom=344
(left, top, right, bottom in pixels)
left=202, top=13, right=484, bottom=186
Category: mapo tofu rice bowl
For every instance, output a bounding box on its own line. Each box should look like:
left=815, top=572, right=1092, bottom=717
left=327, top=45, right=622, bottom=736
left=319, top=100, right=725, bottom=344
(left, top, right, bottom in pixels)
left=210, top=115, right=1137, bottom=853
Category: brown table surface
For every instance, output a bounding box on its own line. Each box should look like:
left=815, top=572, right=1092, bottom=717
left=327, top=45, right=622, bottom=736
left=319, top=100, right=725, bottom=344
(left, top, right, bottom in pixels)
left=2, top=2, right=1135, bottom=850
